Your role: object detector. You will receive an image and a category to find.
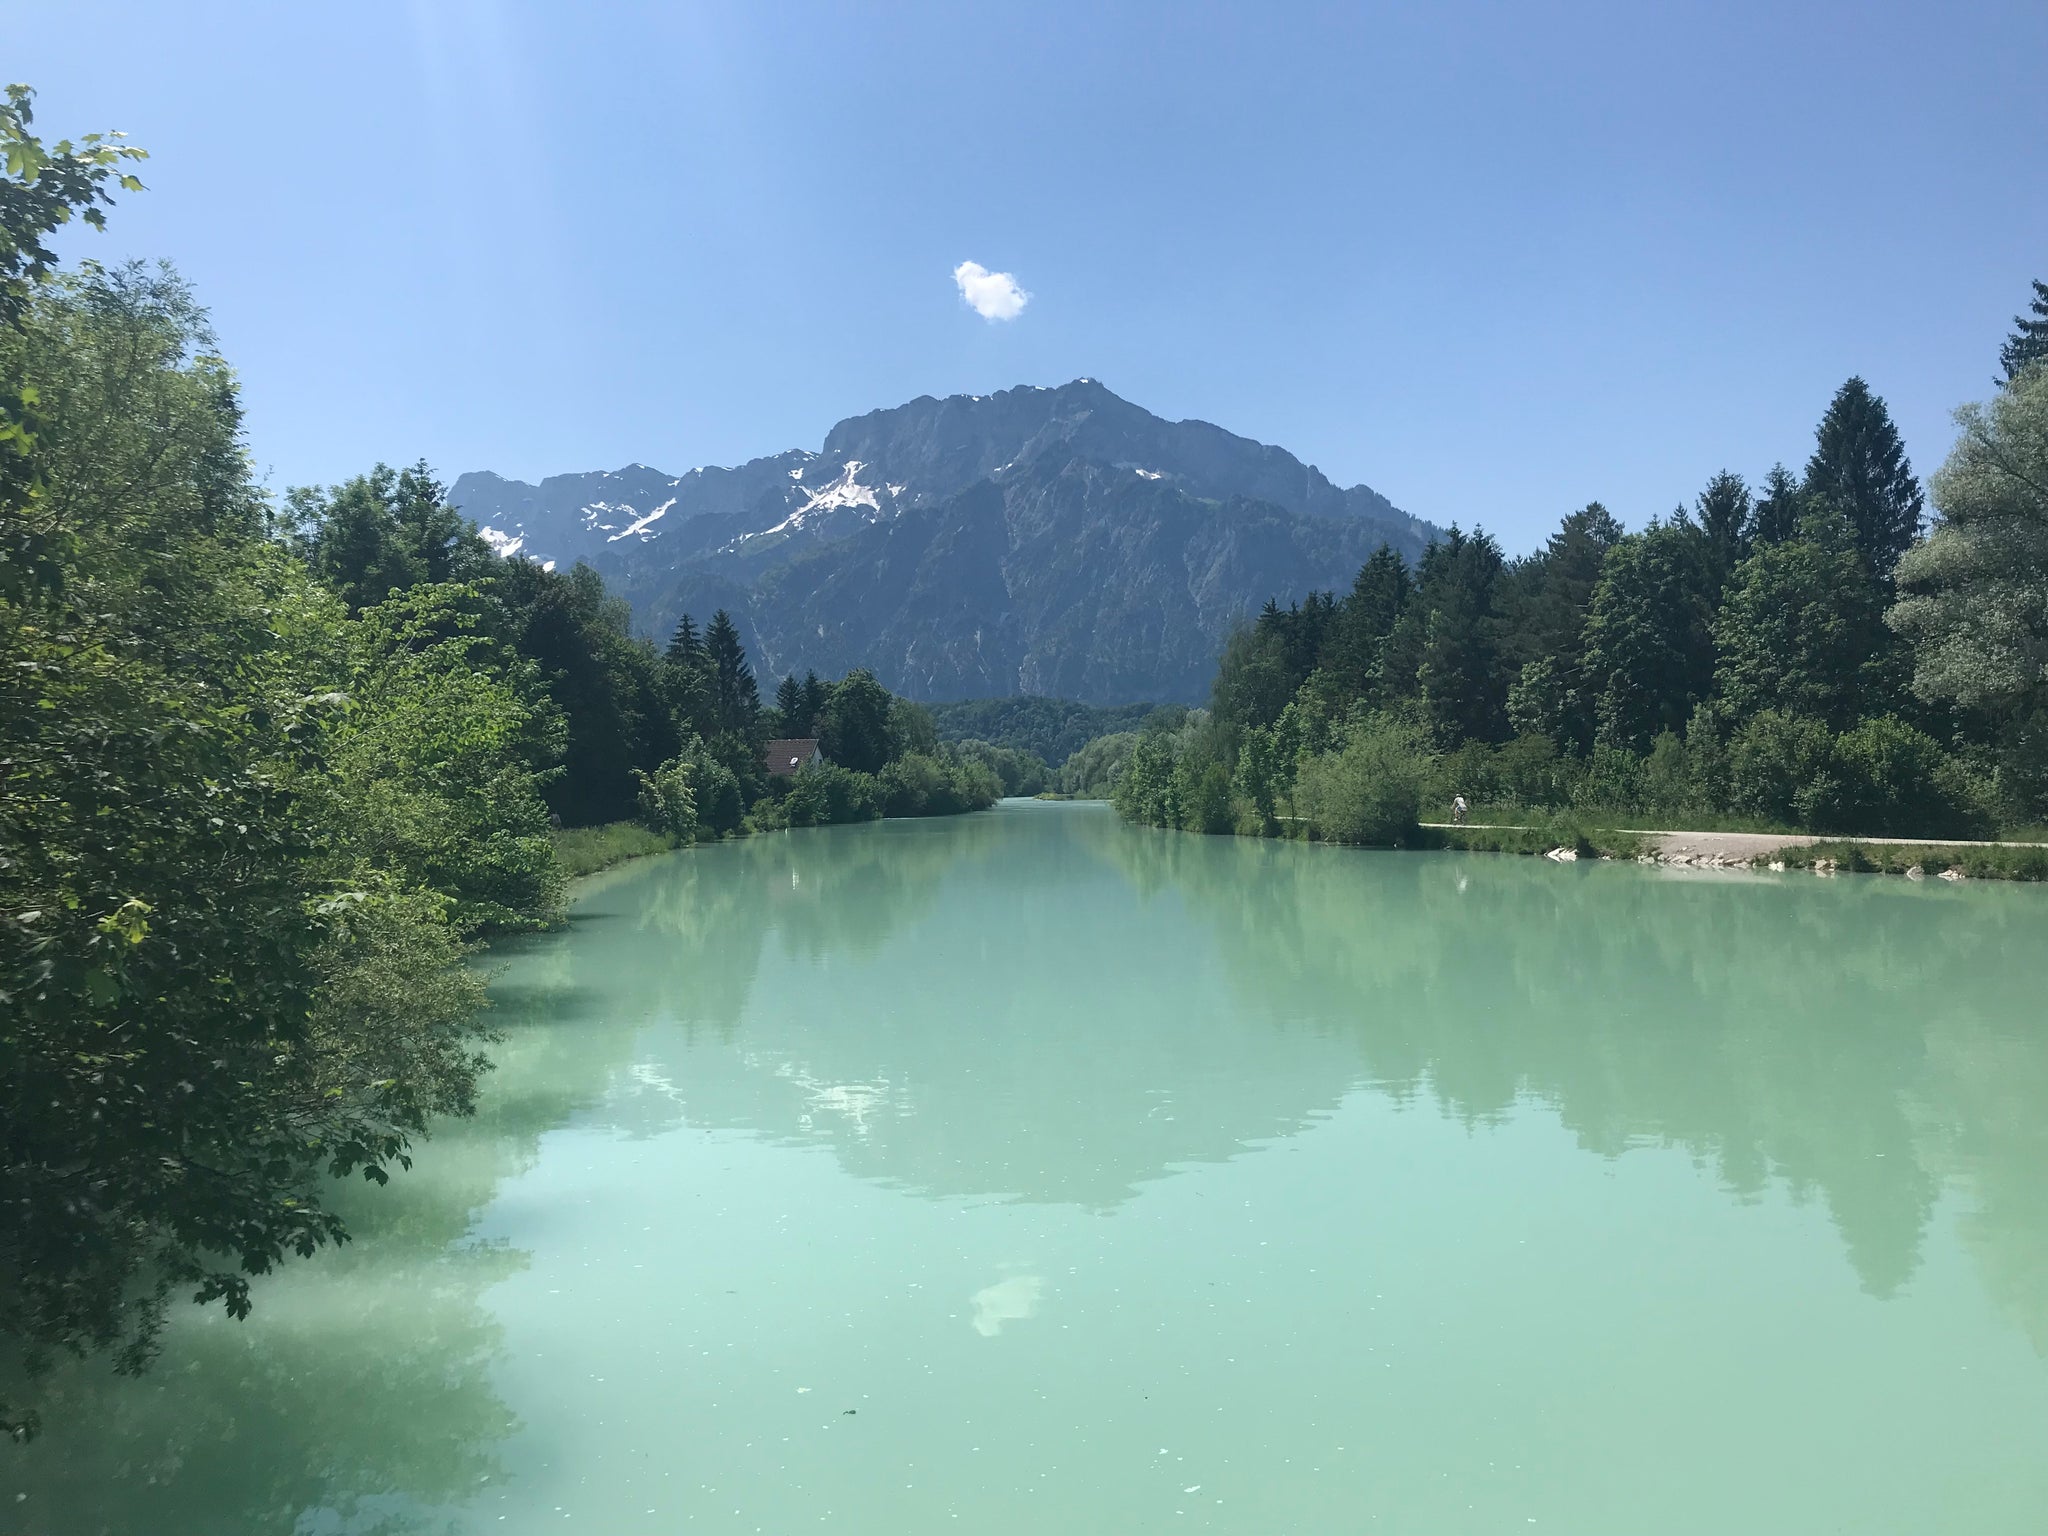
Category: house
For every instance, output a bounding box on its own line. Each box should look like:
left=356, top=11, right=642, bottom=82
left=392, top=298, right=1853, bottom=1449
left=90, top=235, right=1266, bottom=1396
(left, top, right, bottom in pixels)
left=763, top=737, right=823, bottom=779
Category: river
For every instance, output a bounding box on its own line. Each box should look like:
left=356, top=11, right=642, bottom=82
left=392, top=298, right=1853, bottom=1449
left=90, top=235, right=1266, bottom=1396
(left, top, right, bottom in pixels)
left=11, top=800, right=2048, bottom=1533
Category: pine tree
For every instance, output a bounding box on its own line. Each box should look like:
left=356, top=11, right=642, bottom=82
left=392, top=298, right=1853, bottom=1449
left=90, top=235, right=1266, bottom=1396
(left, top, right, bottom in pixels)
left=1750, top=464, right=1804, bottom=548
left=1694, top=471, right=1751, bottom=588
left=703, top=609, right=759, bottom=737
left=1321, top=544, right=1410, bottom=705
left=774, top=673, right=806, bottom=735
left=1411, top=527, right=1510, bottom=744
left=390, top=461, right=485, bottom=586
left=1803, top=377, right=1923, bottom=580
left=665, top=613, right=701, bottom=667
left=1999, top=277, right=2048, bottom=383
left=1505, top=502, right=1622, bottom=748
left=800, top=671, right=829, bottom=734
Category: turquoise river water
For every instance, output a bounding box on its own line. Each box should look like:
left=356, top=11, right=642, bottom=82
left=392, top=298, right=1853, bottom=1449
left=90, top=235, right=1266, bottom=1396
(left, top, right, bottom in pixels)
left=10, top=801, right=2048, bottom=1533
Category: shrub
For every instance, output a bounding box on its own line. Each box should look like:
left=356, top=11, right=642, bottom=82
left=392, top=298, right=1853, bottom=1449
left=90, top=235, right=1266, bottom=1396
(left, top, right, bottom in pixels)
left=1293, top=716, right=1433, bottom=845
left=1641, top=730, right=1694, bottom=816
left=1727, top=711, right=1986, bottom=835
left=694, top=758, right=745, bottom=835
left=1439, top=739, right=1503, bottom=806
left=784, top=761, right=881, bottom=826
left=1571, top=741, right=1649, bottom=815
left=1495, top=732, right=1567, bottom=807
left=633, top=757, right=700, bottom=842
left=1826, top=716, right=1987, bottom=837
left=1728, top=711, right=1835, bottom=825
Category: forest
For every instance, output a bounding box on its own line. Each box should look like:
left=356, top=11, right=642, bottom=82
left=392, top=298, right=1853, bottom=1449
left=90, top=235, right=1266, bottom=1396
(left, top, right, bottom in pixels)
left=0, top=88, right=993, bottom=1437
left=1117, top=292, right=2048, bottom=850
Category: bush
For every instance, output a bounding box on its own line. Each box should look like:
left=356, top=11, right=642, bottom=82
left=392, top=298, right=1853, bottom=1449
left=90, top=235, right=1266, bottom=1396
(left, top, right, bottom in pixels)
left=1826, top=716, right=1987, bottom=837
left=1439, top=739, right=1503, bottom=806
left=1728, top=711, right=1986, bottom=836
left=633, top=756, right=700, bottom=841
left=1728, top=711, right=1836, bottom=825
left=1570, top=741, right=1649, bottom=815
left=1293, top=716, right=1433, bottom=845
left=694, top=758, right=745, bottom=835
left=1495, top=732, right=1568, bottom=806
left=783, top=761, right=881, bottom=827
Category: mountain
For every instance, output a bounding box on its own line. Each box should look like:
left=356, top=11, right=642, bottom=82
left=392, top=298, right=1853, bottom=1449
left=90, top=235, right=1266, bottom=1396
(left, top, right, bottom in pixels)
left=449, top=379, right=1437, bottom=703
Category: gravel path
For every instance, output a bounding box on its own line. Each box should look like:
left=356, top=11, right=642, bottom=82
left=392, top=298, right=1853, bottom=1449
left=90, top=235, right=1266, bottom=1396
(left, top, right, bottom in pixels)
left=1423, top=824, right=2048, bottom=864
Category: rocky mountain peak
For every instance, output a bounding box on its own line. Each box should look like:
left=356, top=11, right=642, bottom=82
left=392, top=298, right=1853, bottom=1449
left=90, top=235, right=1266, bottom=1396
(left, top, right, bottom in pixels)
left=449, top=382, right=1438, bottom=703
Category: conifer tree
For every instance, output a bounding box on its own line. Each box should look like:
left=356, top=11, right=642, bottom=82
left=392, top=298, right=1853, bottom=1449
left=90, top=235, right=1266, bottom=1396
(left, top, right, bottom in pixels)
left=1803, top=377, right=1924, bottom=580
left=665, top=613, right=701, bottom=667
left=1999, top=277, right=2048, bottom=383
left=1750, top=464, right=1805, bottom=547
left=1506, top=502, right=1621, bottom=747
left=1694, top=470, right=1752, bottom=588
left=774, top=672, right=806, bottom=734
left=1409, top=527, right=1510, bottom=744
left=801, top=670, right=829, bottom=734
left=703, top=609, right=760, bottom=737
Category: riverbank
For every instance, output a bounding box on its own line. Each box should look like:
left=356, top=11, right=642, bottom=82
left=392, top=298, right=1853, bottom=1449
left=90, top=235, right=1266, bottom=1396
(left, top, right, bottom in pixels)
left=1424, top=822, right=2048, bottom=880
left=551, top=821, right=678, bottom=879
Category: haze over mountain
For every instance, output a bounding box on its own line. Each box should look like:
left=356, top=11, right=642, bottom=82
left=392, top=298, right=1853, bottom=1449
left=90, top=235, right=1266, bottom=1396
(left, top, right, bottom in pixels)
left=451, top=380, right=1438, bottom=703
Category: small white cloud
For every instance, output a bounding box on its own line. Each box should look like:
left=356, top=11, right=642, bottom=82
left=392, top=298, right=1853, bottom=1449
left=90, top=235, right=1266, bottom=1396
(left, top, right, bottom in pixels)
left=953, top=260, right=1029, bottom=321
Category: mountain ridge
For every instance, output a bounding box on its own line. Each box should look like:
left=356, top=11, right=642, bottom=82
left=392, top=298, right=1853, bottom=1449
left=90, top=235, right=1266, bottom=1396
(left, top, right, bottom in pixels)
left=450, top=380, right=1437, bottom=703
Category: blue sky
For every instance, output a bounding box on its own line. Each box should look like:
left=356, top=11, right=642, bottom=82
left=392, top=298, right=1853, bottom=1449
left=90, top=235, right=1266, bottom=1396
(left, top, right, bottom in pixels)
left=16, top=0, right=2048, bottom=550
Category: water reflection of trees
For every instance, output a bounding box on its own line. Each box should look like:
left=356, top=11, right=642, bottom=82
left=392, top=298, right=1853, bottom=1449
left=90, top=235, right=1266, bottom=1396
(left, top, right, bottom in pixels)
left=6, top=931, right=659, bottom=1533
left=19, top=812, right=2047, bottom=1529
left=602, top=808, right=1374, bottom=1207
left=1109, top=826, right=2048, bottom=1339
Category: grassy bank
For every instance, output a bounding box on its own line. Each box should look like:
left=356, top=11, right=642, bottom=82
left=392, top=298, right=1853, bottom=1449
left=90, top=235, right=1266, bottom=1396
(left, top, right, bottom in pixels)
left=551, top=822, right=678, bottom=879
left=1772, top=840, right=2048, bottom=881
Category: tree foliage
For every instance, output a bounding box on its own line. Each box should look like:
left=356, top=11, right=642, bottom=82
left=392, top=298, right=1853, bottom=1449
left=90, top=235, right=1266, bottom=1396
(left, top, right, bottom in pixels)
left=0, top=85, right=147, bottom=328
left=1999, top=277, right=2048, bottom=384
left=1804, top=377, right=1924, bottom=580
left=0, top=104, right=1003, bottom=1434
left=1128, top=363, right=2022, bottom=843
left=0, top=265, right=548, bottom=1439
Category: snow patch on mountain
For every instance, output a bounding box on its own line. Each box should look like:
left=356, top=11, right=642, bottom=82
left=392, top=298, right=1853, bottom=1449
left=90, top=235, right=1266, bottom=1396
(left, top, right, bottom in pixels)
left=732, top=460, right=886, bottom=548
left=607, top=497, right=676, bottom=543
left=478, top=525, right=525, bottom=558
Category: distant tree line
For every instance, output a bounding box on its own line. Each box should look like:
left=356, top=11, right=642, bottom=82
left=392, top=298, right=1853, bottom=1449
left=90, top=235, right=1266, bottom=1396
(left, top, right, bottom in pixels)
left=1120, top=296, right=2048, bottom=847
left=927, top=697, right=1163, bottom=768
